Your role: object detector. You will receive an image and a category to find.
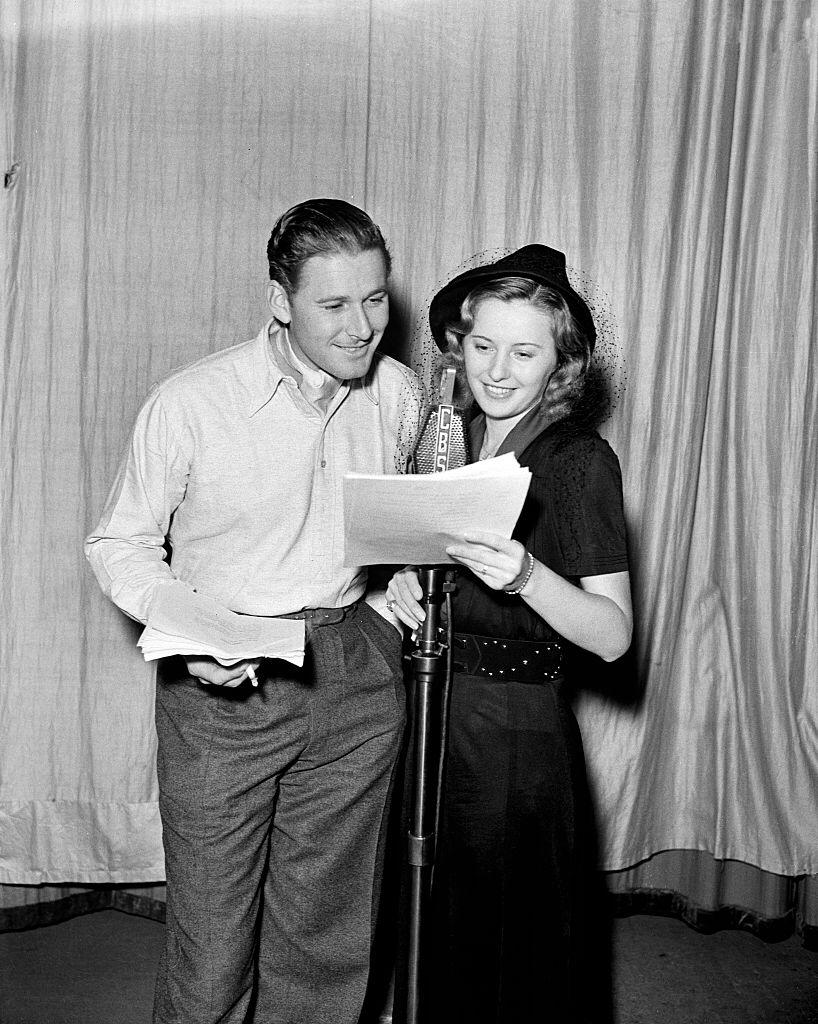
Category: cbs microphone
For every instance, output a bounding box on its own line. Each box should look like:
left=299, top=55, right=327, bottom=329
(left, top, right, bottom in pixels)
left=412, top=367, right=470, bottom=474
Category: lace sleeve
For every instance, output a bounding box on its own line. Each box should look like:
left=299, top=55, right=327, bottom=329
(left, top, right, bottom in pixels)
left=552, top=431, right=629, bottom=577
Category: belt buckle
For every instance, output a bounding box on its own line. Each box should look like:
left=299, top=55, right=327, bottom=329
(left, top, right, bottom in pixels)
left=452, top=633, right=480, bottom=674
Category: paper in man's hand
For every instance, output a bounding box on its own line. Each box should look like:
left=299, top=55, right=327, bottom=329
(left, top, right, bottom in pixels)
left=138, top=584, right=305, bottom=666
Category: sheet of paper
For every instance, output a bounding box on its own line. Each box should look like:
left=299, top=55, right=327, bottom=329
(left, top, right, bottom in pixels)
left=343, top=453, right=532, bottom=566
left=138, top=584, right=305, bottom=666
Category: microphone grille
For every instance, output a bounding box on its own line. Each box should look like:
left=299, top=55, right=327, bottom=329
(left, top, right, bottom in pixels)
left=414, top=406, right=470, bottom=474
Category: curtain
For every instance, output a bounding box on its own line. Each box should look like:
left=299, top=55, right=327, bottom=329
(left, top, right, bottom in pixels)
left=2, top=0, right=816, bottom=937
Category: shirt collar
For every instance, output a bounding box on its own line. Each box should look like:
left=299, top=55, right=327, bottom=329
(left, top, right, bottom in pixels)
left=243, top=319, right=379, bottom=416
left=352, top=368, right=380, bottom=406
left=241, top=319, right=290, bottom=417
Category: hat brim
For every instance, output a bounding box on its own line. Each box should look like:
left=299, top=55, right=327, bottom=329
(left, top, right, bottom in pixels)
left=428, top=246, right=596, bottom=351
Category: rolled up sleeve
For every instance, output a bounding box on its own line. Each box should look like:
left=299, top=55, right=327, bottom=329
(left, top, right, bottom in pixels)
left=85, top=388, right=192, bottom=624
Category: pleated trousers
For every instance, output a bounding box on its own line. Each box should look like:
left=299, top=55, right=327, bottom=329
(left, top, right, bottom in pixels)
left=152, top=601, right=406, bottom=1024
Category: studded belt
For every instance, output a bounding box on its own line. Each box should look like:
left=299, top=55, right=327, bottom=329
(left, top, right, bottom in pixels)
left=451, top=632, right=563, bottom=683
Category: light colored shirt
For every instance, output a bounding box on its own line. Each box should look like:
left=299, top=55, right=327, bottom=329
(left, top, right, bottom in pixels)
left=85, top=320, right=422, bottom=624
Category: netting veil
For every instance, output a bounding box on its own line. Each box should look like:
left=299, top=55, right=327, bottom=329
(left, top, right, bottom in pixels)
left=410, top=248, right=626, bottom=430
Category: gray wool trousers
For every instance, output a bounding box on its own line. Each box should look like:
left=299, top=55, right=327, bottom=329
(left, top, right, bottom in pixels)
left=152, top=601, right=405, bottom=1024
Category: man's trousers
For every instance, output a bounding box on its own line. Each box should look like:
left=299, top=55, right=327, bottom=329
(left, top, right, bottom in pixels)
left=152, top=601, right=406, bottom=1024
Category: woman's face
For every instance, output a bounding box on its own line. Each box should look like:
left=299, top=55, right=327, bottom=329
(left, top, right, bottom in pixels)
left=463, top=297, right=558, bottom=421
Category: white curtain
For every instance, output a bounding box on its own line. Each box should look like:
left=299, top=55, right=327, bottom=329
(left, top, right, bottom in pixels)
left=2, top=0, right=816, bottom=932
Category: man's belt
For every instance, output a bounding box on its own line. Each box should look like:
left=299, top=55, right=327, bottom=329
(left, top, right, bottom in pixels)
left=275, top=601, right=359, bottom=627
left=451, top=632, right=563, bottom=683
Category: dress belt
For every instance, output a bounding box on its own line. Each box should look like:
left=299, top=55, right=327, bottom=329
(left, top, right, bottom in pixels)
left=451, top=632, right=563, bottom=683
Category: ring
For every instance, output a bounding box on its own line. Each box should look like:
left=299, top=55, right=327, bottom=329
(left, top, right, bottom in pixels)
left=386, top=600, right=395, bottom=611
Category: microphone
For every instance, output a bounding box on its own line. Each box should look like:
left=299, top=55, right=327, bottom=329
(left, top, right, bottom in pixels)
left=412, top=367, right=470, bottom=473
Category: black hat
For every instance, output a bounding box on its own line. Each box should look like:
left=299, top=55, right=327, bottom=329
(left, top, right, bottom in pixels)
left=428, top=244, right=596, bottom=351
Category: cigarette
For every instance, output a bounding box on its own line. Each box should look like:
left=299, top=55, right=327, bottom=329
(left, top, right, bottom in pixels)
left=246, top=665, right=259, bottom=687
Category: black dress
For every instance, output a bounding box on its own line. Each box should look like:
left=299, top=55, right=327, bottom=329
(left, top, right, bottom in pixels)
left=428, top=408, right=629, bottom=1024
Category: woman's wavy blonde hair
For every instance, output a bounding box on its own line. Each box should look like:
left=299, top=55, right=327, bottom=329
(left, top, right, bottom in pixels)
left=442, top=276, right=593, bottom=424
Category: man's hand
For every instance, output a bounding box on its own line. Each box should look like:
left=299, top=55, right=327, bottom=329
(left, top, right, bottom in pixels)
left=184, top=656, right=262, bottom=688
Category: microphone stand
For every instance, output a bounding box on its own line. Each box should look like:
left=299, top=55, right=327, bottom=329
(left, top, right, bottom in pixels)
left=404, top=565, right=456, bottom=1024
left=400, top=367, right=467, bottom=1024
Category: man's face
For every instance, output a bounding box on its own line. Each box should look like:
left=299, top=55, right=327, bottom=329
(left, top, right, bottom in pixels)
left=269, top=248, right=390, bottom=382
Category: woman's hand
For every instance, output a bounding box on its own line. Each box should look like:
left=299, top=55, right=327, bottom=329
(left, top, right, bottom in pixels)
left=447, top=531, right=633, bottom=662
left=385, top=566, right=425, bottom=630
left=445, top=530, right=527, bottom=591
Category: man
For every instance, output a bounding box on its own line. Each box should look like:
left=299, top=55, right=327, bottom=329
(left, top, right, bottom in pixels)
left=86, top=199, right=422, bottom=1023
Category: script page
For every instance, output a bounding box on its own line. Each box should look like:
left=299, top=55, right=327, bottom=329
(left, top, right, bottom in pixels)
left=343, top=454, right=532, bottom=566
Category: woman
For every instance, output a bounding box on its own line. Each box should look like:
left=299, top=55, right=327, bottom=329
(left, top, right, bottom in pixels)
left=386, top=245, right=632, bottom=1022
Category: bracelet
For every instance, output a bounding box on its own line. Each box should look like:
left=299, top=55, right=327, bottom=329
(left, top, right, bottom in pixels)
left=504, top=551, right=535, bottom=595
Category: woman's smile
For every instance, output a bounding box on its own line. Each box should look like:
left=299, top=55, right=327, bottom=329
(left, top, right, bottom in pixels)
left=481, top=382, right=516, bottom=399
left=464, top=298, right=558, bottom=421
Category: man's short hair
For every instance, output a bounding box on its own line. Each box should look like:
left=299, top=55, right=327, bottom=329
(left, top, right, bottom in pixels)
left=267, top=198, right=392, bottom=295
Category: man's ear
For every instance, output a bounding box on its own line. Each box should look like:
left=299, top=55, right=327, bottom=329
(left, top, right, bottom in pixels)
left=267, top=280, right=292, bottom=325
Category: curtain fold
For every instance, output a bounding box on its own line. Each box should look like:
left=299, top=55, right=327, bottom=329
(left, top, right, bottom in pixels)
left=2, top=0, right=816, bottom=932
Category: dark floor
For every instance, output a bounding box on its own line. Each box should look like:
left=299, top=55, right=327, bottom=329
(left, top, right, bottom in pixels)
left=0, top=910, right=816, bottom=1023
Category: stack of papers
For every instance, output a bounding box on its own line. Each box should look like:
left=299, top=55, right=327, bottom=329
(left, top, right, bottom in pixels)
left=343, top=453, right=532, bottom=566
left=138, top=585, right=305, bottom=667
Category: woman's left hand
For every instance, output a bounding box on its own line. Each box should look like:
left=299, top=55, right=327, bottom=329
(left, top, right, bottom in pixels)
left=446, top=530, right=527, bottom=591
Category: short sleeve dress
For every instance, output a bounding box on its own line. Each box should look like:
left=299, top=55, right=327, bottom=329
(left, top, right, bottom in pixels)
left=428, top=406, right=629, bottom=1024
